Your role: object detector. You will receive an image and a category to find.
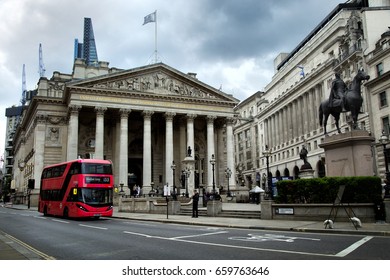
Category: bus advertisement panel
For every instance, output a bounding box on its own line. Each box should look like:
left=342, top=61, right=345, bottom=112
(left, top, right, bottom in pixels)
left=38, top=159, right=114, bottom=218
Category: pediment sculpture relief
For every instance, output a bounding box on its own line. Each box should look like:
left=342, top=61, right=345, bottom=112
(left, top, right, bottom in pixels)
left=91, top=72, right=217, bottom=100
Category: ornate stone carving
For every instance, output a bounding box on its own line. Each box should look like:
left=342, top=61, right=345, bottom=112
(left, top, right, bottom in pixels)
left=91, top=72, right=218, bottom=99
left=142, top=110, right=154, bottom=119
left=95, top=106, right=107, bottom=116
left=46, top=127, right=60, bottom=143
left=68, top=105, right=82, bottom=115
left=164, top=112, right=176, bottom=121
left=47, top=116, right=65, bottom=125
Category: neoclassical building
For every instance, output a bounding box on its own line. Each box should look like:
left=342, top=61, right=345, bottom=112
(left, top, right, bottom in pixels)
left=13, top=60, right=239, bottom=203
left=234, top=0, right=390, bottom=188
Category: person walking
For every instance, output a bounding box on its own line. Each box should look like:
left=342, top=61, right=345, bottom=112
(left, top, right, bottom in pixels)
left=192, top=189, right=199, bottom=218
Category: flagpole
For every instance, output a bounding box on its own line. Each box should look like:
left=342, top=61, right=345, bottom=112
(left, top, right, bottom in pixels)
left=154, top=10, right=157, bottom=63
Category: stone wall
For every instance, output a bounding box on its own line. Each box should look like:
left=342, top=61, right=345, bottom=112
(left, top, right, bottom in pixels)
left=261, top=201, right=376, bottom=222
left=118, top=197, right=181, bottom=214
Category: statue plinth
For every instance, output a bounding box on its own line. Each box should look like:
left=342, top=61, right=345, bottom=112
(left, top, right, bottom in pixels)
left=300, top=163, right=312, bottom=171
left=319, top=130, right=374, bottom=177
left=182, top=156, right=196, bottom=196
left=299, top=169, right=315, bottom=179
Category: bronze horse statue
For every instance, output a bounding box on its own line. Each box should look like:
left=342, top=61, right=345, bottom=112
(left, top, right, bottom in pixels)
left=319, top=70, right=370, bottom=135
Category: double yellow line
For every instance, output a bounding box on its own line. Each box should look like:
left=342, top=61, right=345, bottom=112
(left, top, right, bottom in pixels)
left=0, top=229, right=56, bottom=260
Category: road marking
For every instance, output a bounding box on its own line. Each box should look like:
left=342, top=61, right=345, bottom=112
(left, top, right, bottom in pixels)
left=173, top=231, right=228, bottom=239
left=123, top=221, right=158, bottom=227
left=335, top=236, right=373, bottom=257
left=0, top=230, right=55, bottom=260
left=52, top=219, right=69, bottom=224
left=33, top=216, right=47, bottom=220
left=229, top=233, right=321, bottom=243
left=79, top=224, right=108, bottom=230
left=123, top=231, right=153, bottom=238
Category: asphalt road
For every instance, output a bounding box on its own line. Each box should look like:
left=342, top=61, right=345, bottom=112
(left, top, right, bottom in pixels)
left=1, top=207, right=390, bottom=260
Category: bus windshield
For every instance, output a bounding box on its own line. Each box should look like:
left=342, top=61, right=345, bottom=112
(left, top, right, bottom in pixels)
left=78, top=188, right=113, bottom=206
left=81, top=163, right=112, bottom=175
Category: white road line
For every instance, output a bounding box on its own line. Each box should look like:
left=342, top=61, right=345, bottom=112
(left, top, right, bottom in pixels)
left=122, top=221, right=158, bottom=227
left=121, top=230, right=337, bottom=258
left=79, top=224, right=108, bottom=230
left=172, top=231, right=228, bottom=239
left=33, top=216, right=47, bottom=220
left=335, top=236, right=373, bottom=257
left=123, top=231, right=153, bottom=238
left=52, top=219, right=69, bottom=224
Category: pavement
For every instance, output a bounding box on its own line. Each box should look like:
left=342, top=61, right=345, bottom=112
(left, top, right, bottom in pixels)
left=1, top=202, right=390, bottom=259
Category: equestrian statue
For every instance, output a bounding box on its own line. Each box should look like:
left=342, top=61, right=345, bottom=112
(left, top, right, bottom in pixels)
left=319, top=69, right=370, bottom=135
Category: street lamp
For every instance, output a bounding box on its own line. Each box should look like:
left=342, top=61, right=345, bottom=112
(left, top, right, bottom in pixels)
left=171, top=161, right=177, bottom=200
left=379, top=131, right=390, bottom=198
left=182, top=168, right=191, bottom=198
left=210, top=154, right=216, bottom=198
left=225, top=167, right=232, bottom=197
left=262, top=145, right=272, bottom=199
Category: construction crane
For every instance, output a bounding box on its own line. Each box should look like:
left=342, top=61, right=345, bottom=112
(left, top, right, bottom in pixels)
left=38, top=43, right=46, bottom=77
left=21, top=64, right=26, bottom=106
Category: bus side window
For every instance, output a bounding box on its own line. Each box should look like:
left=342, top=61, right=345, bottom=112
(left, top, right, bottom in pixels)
left=69, top=163, right=80, bottom=175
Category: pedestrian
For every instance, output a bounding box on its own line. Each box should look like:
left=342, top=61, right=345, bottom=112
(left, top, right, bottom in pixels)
left=192, top=189, right=199, bottom=218
left=137, top=185, right=141, bottom=197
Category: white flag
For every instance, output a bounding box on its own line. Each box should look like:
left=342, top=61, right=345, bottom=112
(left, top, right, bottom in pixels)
left=143, top=11, right=156, bottom=25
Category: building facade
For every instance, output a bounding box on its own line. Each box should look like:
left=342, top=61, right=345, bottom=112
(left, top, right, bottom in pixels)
left=12, top=59, right=239, bottom=204
left=234, top=0, right=390, bottom=189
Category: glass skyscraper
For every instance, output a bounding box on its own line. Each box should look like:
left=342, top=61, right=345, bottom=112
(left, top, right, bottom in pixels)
left=74, top=17, right=99, bottom=66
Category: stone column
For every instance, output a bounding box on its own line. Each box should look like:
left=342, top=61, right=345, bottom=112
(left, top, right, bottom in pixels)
left=95, top=106, right=107, bottom=159
left=187, top=114, right=196, bottom=157
left=34, top=115, right=46, bottom=184
left=119, top=109, right=131, bottom=188
left=143, top=110, right=154, bottom=194
left=114, top=118, right=120, bottom=184
left=66, top=105, right=81, bottom=160
left=308, top=90, right=314, bottom=131
left=207, top=115, right=216, bottom=190
left=179, top=118, right=187, bottom=163
left=287, top=104, right=292, bottom=141
left=165, top=112, right=176, bottom=186
left=293, top=100, right=298, bottom=139
left=226, top=117, right=236, bottom=191
left=303, top=93, right=309, bottom=135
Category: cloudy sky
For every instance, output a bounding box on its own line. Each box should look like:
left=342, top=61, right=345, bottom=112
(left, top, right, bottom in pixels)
left=0, top=0, right=343, bottom=164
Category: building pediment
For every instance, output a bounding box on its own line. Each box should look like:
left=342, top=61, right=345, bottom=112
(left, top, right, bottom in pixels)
left=67, top=63, right=239, bottom=105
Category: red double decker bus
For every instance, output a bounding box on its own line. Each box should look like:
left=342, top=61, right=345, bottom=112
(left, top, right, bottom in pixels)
left=38, top=159, right=114, bottom=218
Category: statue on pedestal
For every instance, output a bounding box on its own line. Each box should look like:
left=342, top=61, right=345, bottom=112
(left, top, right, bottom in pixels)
left=299, top=145, right=312, bottom=170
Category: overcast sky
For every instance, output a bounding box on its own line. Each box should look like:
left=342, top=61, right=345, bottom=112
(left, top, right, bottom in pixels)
left=0, top=0, right=343, bottom=165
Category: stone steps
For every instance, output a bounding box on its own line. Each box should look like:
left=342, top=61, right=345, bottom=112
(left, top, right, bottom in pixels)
left=179, top=207, right=261, bottom=219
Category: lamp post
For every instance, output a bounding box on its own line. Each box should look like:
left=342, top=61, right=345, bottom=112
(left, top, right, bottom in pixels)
left=262, top=145, right=272, bottom=199
left=210, top=154, right=216, bottom=198
left=171, top=161, right=177, bottom=200
left=182, top=168, right=190, bottom=198
left=379, top=131, right=390, bottom=198
left=225, top=167, right=232, bottom=197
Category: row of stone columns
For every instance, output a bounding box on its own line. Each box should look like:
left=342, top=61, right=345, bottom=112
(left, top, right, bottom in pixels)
left=264, top=85, right=323, bottom=148
left=66, top=105, right=236, bottom=193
